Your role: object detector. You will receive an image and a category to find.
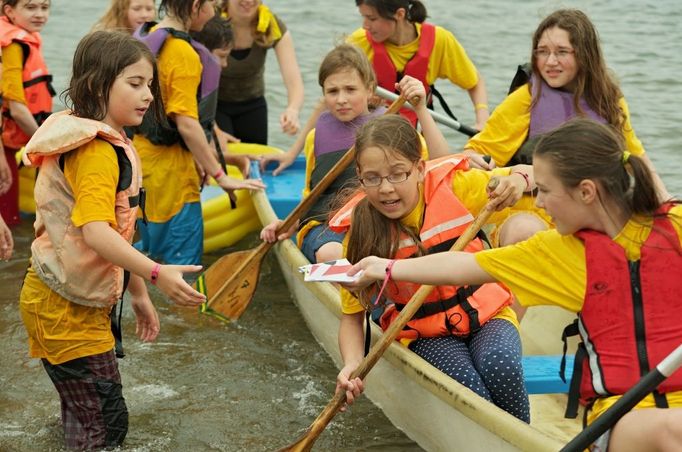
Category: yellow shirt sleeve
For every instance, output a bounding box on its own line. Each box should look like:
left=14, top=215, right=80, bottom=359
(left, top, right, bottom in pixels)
left=1, top=42, right=27, bottom=103
left=157, top=35, right=201, bottom=119
left=64, top=139, right=119, bottom=228
left=620, top=97, right=645, bottom=156
left=346, top=24, right=478, bottom=89
left=465, top=85, right=531, bottom=166
left=302, top=128, right=316, bottom=198
left=474, top=229, right=587, bottom=311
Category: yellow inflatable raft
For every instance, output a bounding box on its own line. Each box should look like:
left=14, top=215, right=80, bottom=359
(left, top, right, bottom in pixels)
left=17, top=143, right=283, bottom=253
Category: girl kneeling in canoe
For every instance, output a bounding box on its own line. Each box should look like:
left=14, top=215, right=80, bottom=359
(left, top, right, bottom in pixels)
left=329, top=114, right=538, bottom=422
left=260, top=44, right=448, bottom=264
left=464, top=8, right=669, bottom=202
left=348, top=118, right=682, bottom=451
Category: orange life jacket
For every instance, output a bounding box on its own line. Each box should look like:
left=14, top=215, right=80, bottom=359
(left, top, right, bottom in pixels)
left=0, top=16, right=54, bottom=149
left=23, top=112, right=142, bottom=308
left=330, top=155, right=513, bottom=340
left=367, top=22, right=435, bottom=127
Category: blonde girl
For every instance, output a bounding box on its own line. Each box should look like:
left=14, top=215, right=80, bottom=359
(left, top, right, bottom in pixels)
left=92, top=0, right=157, bottom=34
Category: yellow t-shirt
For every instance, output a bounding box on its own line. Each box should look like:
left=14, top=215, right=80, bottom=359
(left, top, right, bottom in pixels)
left=20, top=139, right=121, bottom=365
left=465, top=84, right=646, bottom=167
left=132, top=30, right=202, bottom=222
left=347, top=23, right=479, bottom=90
left=474, top=205, right=682, bottom=422
left=1, top=42, right=26, bottom=103
left=340, top=167, right=546, bottom=331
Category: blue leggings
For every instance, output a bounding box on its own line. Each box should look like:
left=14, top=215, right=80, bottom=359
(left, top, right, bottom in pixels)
left=408, top=319, right=530, bottom=422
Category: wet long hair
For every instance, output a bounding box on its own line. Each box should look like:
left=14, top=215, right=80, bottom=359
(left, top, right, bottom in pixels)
left=159, top=0, right=211, bottom=24
left=534, top=118, right=661, bottom=219
left=530, top=9, right=625, bottom=132
left=63, top=30, right=164, bottom=124
left=355, top=0, right=427, bottom=23
left=343, top=115, right=423, bottom=308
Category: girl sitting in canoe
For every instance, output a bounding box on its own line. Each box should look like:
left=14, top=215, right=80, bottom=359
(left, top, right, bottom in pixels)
left=92, top=0, right=157, bottom=34
left=260, top=43, right=449, bottom=264
left=464, top=8, right=669, bottom=199
left=133, top=0, right=264, bottom=265
left=326, top=114, right=538, bottom=422
left=19, top=30, right=207, bottom=450
left=347, top=118, right=682, bottom=451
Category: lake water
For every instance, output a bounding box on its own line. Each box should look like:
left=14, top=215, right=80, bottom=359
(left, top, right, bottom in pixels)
left=1, top=0, right=681, bottom=450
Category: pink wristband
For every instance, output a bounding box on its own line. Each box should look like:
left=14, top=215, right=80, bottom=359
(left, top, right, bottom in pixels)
left=150, top=263, right=161, bottom=285
left=213, top=168, right=226, bottom=180
left=373, top=259, right=396, bottom=306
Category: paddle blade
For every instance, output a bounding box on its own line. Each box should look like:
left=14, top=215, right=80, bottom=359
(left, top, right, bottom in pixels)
left=195, top=249, right=262, bottom=321
left=277, top=432, right=314, bottom=452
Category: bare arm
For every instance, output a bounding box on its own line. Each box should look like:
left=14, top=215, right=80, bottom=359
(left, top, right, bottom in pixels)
left=397, top=76, right=449, bottom=159
left=274, top=31, right=305, bottom=135
left=175, top=115, right=265, bottom=191
left=467, top=71, right=490, bottom=131
left=81, top=221, right=206, bottom=306
left=8, top=100, right=39, bottom=137
left=346, top=252, right=496, bottom=290
left=336, top=311, right=366, bottom=405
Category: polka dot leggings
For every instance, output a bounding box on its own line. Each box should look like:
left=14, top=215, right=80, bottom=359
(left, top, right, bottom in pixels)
left=408, top=318, right=530, bottom=423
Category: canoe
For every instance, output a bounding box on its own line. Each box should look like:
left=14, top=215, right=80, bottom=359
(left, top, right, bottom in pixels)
left=250, top=166, right=584, bottom=451
left=17, top=143, right=282, bottom=253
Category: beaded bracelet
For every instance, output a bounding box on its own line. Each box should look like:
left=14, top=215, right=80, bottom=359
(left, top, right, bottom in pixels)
left=474, top=103, right=489, bottom=111
left=514, top=171, right=531, bottom=191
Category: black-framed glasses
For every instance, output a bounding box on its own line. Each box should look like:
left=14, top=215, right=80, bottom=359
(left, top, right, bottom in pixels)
left=359, top=168, right=413, bottom=187
left=533, top=48, right=575, bottom=61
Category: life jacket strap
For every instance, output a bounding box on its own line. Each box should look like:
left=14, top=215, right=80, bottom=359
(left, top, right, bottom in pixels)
left=394, top=284, right=479, bottom=320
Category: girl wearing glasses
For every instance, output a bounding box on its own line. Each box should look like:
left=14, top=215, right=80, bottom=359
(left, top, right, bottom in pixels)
left=464, top=9, right=668, bottom=201
left=346, top=118, right=682, bottom=451
left=260, top=45, right=449, bottom=264
left=326, top=114, right=537, bottom=421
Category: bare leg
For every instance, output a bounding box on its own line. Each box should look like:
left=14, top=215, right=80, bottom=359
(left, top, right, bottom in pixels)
left=608, top=407, right=682, bottom=452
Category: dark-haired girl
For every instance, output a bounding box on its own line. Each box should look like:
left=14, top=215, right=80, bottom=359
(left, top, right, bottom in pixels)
left=19, top=30, right=207, bottom=449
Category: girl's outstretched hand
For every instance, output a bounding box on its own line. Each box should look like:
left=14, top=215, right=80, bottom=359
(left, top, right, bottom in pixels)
left=487, top=173, right=525, bottom=210
left=0, top=216, right=13, bottom=261
left=336, top=364, right=365, bottom=411
left=340, top=256, right=391, bottom=292
left=259, top=151, right=296, bottom=176
left=280, top=107, right=300, bottom=135
left=155, top=265, right=206, bottom=307
left=131, top=290, right=160, bottom=342
left=259, top=219, right=298, bottom=243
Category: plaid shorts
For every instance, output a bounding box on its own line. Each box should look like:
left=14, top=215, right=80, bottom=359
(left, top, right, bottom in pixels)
left=42, top=350, right=128, bottom=450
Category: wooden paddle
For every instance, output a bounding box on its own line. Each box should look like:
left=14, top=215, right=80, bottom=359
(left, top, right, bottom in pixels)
left=196, top=95, right=407, bottom=321
left=279, top=184, right=499, bottom=452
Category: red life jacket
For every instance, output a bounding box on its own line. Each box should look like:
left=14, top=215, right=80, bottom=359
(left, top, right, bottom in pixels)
left=329, top=155, right=513, bottom=340
left=367, top=22, right=435, bottom=126
left=563, top=205, right=682, bottom=416
left=0, top=16, right=54, bottom=149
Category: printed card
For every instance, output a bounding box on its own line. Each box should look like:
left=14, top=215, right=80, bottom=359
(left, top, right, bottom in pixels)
left=298, top=258, right=362, bottom=283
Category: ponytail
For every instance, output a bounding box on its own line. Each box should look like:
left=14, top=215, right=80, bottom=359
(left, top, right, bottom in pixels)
left=355, top=0, right=427, bottom=24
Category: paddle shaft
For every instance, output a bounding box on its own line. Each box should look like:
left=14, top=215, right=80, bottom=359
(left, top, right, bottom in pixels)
left=285, top=198, right=498, bottom=451
left=206, top=96, right=406, bottom=314
left=561, top=344, right=682, bottom=452
left=375, top=86, right=479, bottom=137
